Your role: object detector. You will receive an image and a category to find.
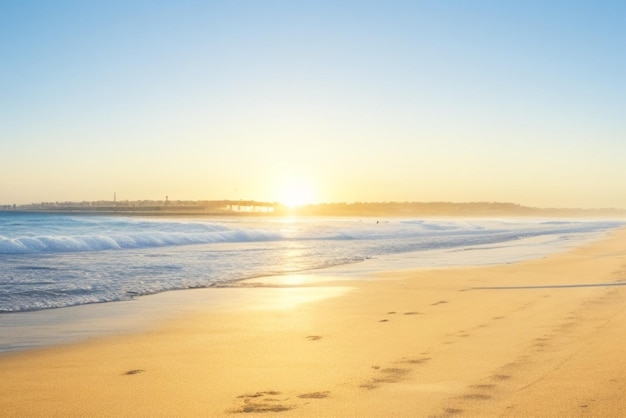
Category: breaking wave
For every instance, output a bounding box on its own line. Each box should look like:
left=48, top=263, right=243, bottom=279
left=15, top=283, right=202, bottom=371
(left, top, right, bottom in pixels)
left=0, top=229, right=282, bottom=254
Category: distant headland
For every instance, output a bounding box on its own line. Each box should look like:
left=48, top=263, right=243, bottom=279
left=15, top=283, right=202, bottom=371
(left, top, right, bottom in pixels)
left=2, top=200, right=625, bottom=218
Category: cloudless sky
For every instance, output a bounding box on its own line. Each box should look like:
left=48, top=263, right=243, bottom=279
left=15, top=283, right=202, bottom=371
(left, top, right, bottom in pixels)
left=1, top=0, right=624, bottom=208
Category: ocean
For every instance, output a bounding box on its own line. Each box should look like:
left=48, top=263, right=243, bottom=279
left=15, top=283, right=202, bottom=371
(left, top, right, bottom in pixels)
left=0, top=212, right=623, bottom=352
left=1, top=212, right=622, bottom=314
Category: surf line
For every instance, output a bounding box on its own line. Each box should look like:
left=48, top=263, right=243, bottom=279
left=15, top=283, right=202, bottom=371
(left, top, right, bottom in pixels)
left=462, top=282, right=626, bottom=291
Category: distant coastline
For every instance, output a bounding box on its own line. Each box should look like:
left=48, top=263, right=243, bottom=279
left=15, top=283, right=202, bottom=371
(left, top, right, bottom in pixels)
left=2, top=200, right=626, bottom=218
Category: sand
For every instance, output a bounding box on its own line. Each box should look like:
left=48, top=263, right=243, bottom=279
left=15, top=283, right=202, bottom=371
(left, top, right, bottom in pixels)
left=1, top=227, right=626, bottom=417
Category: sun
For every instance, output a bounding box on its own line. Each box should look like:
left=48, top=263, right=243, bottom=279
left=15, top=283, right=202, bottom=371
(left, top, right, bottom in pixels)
left=277, top=178, right=316, bottom=208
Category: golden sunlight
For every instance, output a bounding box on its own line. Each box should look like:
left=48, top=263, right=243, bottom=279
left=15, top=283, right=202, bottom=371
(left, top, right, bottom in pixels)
left=276, top=178, right=316, bottom=208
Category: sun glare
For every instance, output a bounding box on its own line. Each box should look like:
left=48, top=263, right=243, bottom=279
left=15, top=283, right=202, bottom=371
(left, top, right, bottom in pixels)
left=277, top=178, right=316, bottom=208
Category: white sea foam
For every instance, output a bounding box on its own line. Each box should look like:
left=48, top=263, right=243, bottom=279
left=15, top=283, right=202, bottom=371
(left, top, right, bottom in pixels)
left=0, top=223, right=283, bottom=254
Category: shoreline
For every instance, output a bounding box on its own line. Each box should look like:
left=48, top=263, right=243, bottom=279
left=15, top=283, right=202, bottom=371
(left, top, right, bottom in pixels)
left=0, top=226, right=613, bottom=354
left=2, top=228, right=626, bottom=416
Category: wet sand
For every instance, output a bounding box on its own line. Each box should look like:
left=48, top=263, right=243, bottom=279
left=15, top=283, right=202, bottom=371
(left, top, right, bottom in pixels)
left=1, top=228, right=626, bottom=416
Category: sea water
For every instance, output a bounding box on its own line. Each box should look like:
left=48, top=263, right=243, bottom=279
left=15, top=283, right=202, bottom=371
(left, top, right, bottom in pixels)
left=0, top=213, right=623, bottom=352
left=0, top=212, right=622, bottom=314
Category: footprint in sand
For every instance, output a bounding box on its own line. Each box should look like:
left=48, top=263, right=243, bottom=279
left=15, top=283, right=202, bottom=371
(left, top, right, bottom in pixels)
left=359, top=357, right=430, bottom=390
left=232, top=390, right=331, bottom=413
left=461, top=393, right=492, bottom=400
left=431, top=300, right=448, bottom=306
left=361, top=372, right=407, bottom=390
left=297, top=391, right=330, bottom=399
left=306, top=335, right=322, bottom=341
left=470, top=384, right=496, bottom=390
left=371, top=368, right=410, bottom=385
left=123, top=369, right=145, bottom=375
left=234, top=391, right=293, bottom=414
left=237, top=391, right=282, bottom=399
left=399, top=357, right=431, bottom=365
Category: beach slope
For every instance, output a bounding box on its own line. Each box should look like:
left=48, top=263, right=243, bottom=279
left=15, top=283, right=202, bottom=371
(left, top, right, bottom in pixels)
left=1, top=228, right=626, bottom=417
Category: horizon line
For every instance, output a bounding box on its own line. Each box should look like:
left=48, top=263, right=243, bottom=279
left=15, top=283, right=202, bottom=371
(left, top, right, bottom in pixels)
left=4, top=200, right=626, bottom=213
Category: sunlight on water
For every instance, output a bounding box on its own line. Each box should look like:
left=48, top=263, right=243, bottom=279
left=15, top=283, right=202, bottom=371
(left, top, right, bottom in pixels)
left=0, top=213, right=622, bottom=313
left=0, top=214, right=623, bottom=352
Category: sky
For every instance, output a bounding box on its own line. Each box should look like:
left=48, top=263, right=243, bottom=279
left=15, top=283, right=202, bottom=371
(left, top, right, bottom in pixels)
left=1, top=0, right=624, bottom=208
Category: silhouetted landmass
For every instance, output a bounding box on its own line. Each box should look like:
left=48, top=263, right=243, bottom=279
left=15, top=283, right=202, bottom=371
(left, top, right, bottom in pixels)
left=290, top=202, right=626, bottom=217
left=2, top=200, right=626, bottom=218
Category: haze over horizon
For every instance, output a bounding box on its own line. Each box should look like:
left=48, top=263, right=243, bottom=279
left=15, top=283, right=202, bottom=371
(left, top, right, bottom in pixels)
left=2, top=1, right=624, bottom=209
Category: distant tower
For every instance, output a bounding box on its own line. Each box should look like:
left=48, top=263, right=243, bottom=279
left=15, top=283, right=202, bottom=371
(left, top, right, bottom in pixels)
left=165, top=195, right=169, bottom=205
left=114, top=192, right=116, bottom=203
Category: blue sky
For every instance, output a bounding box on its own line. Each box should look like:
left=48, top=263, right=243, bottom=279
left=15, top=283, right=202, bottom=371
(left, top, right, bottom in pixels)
left=1, top=1, right=624, bottom=207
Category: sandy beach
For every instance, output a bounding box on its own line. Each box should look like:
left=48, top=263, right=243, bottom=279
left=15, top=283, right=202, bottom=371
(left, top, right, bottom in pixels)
left=1, top=227, right=626, bottom=417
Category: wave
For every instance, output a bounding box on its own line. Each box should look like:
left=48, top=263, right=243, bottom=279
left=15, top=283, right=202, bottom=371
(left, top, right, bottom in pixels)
left=1, top=217, right=623, bottom=316
left=0, top=229, right=283, bottom=254
left=1, top=217, right=621, bottom=255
